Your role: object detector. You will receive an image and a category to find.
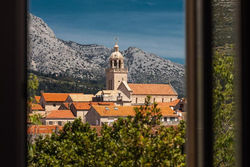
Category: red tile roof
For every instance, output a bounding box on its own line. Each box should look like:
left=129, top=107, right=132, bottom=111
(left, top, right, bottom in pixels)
left=46, top=110, right=75, bottom=119
left=72, top=102, right=91, bottom=110
left=157, top=99, right=181, bottom=107
left=31, top=103, right=44, bottom=111
left=27, top=125, right=63, bottom=134
left=34, top=96, right=40, bottom=103
left=92, top=105, right=136, bottom=117
left=128, top=83, right=177, bottom=95
left=92, top=105, right=178, bottom=117
left=72, top=102, right=115, bottom=110
left=42, top=93, right=83, bottom=102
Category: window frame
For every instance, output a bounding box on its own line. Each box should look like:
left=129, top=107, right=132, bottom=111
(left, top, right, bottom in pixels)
left=186, top=0, right=213, bottom=166
left=2, top=0, right=249, bottom=166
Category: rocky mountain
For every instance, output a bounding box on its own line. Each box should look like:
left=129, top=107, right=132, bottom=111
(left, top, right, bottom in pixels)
left=27, top=13, right=185, bottom=97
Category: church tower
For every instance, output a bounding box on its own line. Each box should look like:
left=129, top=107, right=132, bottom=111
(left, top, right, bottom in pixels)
left=106, top=42, right=128, bottom=90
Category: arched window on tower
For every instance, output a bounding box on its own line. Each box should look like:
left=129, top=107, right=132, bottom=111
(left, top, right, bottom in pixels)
left=114, top=60, right=117, bottom=67
left=119, top=60, right=121, bottom=68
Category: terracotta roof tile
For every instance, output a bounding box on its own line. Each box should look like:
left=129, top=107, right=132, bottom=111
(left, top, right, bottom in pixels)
left=92, top=105, right=178, bottom=117
left=72, top=102, right=91, bottom=110
left=72, top=102, right=115, bottom=110
left=42, top=93, right=83, bottom=102
left=92, top=105, right=135, bottom=117
left=31, top=103, right=44, bottom=111
left=46, top=110, right=75, bottom=119
left=27, top=125, right=63, bottom=134
left=128, top=83, right=177, bottom=95
left=157, top=99, right=181, bottom=107
left=157, top=106, right=178, bottom=117
left=35, top=96, right=40, bottom=103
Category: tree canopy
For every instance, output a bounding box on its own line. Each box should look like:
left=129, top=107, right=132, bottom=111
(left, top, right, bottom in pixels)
left=28, top=97, right=186, bottom=167
left=27, top=73, right=39, bottom=103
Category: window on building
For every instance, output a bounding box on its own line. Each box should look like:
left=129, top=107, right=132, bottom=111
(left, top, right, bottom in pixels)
left=154, top=98, right=155, bottom=102
left=58, top=121, right=62, bottom=126
left=136, top=98, right=138, bottom=104
left=53, top=104, right=56, bottom=107
left=162, top=98, right=164, bottom=102
left=170, top=98, right=172, bottom=102
left=170, top=117, right=175, bottom=121
left=49, top=121, right=53, bottom=125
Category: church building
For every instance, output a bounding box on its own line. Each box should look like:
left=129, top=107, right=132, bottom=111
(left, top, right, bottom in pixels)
left=94, top=42, right=178, bottom=106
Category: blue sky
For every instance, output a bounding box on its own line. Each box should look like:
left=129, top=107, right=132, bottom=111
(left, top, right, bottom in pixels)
left=29, top=0, right=185, bottom=59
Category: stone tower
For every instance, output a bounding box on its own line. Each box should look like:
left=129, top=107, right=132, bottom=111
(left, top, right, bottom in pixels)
left=106, top=42, right=128, bottom=90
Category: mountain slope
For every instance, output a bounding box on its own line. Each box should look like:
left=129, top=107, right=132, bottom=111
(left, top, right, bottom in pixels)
left=28, top=13, right=185, bottom=97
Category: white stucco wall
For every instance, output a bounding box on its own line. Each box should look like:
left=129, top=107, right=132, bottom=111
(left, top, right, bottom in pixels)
left=131, top=95, right=178, bottom=105
left=43, top=118, right=75, bottom=126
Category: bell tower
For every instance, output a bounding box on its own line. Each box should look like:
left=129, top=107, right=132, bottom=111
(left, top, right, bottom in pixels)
left=106, top=42, right=128, bottom=90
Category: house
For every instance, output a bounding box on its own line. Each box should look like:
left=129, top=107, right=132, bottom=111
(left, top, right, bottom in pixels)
left=40, top=92, right=83, bottom=111
left=29, top=103, right=45, bottom=116
left=126, top=83, right=178, bottom=105
left=86, top=105, right=136, bottom=125
left=86, top=105, right=179, bottom=126
left=42, top=110, right=76, bottom=126
left=70, top=101, right=115, bottom=123
left=70, top=102, right=92, bottom=123
left=157, top=106, right=180, bottom=125
left=27, top=125, right=63, bottom=143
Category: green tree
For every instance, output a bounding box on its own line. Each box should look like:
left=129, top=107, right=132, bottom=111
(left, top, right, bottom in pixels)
left=28, top=114, right=43, bottom=125
left=28, top=97, right=186, bottom=167
left=27, top=73, right=39, bottom=103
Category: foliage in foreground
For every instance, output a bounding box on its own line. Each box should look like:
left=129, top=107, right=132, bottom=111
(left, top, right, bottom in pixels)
left=28, top=97, right=186, bottom=167
left=28, top=114, right=43, bottom=125
left=27, top=73, right=39, bottom=104
left=212, top=45, right=235, bottom=166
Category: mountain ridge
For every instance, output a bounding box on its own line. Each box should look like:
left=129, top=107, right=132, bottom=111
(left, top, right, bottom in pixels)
left=28, top=13, right=185, bottom=97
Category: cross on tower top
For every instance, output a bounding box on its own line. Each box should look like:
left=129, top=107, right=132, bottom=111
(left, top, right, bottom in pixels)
left=114, top=37, right=119, bottom=45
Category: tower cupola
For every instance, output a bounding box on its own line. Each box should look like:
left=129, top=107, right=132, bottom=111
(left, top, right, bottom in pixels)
left=109, top=42, right=124, bottom=69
